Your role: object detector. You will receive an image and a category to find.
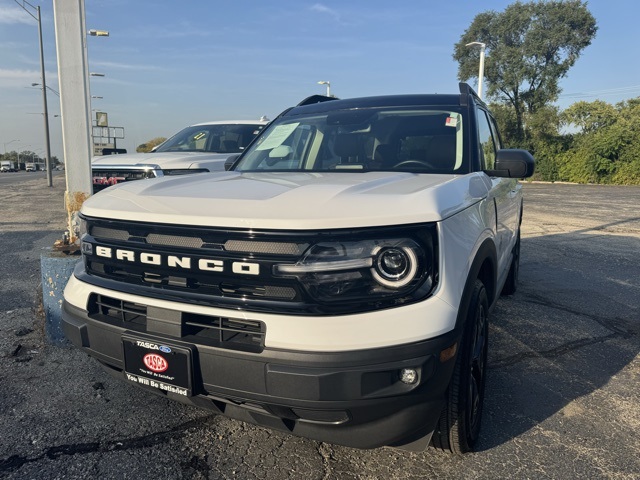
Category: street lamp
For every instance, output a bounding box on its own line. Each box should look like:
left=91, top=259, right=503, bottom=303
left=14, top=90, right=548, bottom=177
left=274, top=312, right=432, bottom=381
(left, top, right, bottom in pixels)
left=317, top=80, right=331, bottom=97
left=88, top=29, right=109, bottom=37
left=14, top=0, right=53, bottom=187
left=465, top=42, right=486, bottom=99
left=31, top=82, right=60, bottom=97
left=3, top=139, right=20, bottom=154
left=91, top=96, right=103, bottom=99
left=89, top=72, right=105, bottom=77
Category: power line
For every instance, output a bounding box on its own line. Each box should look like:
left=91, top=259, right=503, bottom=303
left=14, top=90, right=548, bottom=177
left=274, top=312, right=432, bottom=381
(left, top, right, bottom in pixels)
left=559, top=84, right=640, bottom=99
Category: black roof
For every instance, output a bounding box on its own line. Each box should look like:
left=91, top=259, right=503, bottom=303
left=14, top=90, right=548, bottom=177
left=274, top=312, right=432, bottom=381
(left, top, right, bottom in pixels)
left=285, top=83, right=485, bottom=116
left=286, top=94, right=463, bottom=116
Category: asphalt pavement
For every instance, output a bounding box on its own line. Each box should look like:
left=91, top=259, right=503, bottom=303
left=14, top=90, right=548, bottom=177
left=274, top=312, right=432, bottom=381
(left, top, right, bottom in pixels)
left=0, top=177, right=638, bottom=479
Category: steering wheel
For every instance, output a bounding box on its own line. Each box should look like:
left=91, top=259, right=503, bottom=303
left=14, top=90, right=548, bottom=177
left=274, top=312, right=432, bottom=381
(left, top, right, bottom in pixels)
left=392, top=160, right=433, bottom=171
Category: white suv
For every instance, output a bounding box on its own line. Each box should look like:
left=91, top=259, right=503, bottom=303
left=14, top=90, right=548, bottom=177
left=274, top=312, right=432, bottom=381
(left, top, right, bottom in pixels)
left=92, top=119, right=268, bottom=191
left=64, top=85, right=534, bottom=453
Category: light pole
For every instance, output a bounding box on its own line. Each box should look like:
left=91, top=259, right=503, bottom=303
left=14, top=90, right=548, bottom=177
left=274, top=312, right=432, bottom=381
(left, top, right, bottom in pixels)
left=31, top=82, right=60, bottom=97
left=15, top=0, right=53, bottom=187
left=317, top=80, right=331, bottom=97
left=3, top=139, right=20, bottom=154
left=465, top=42, right=486, bottom=100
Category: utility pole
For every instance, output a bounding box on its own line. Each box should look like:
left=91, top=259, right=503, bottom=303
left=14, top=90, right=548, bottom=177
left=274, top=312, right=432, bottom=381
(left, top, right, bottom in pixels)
left=15, top=1, right=54, bottom=187
left=53, top=0, right=93, bottom=245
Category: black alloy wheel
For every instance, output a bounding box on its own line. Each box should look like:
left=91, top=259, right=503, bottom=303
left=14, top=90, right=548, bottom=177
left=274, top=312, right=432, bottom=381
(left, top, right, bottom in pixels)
left=431, top=279, right=489, bottom=454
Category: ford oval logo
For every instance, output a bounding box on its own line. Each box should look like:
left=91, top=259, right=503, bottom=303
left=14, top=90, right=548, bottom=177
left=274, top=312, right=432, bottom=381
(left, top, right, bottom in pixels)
left=143, top=353, right=168, bottom=373
left=159, top=345, right=172, bottom=353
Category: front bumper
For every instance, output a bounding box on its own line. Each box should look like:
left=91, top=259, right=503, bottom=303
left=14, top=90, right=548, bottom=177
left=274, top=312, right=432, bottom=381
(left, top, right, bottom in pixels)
left=62, top=298, right=459, bottom=450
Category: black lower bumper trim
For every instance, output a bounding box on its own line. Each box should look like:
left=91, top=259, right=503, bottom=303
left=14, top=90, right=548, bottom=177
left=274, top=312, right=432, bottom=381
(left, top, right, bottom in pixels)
left=62, top=299, right=459, bottom=449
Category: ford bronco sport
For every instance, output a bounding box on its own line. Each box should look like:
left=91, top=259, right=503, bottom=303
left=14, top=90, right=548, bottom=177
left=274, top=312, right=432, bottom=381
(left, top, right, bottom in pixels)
left=63, top=84, right=534, bottom=453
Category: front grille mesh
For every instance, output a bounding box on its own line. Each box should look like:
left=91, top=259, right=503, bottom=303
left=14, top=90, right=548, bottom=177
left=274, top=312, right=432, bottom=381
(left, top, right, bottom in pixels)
left=224, top=240, right=302, bottom=255
left=88, top=225, right=299, bottom=255
left=91, top=226, right=130, bottom=241
left=146, top=233, right=204, bottom=248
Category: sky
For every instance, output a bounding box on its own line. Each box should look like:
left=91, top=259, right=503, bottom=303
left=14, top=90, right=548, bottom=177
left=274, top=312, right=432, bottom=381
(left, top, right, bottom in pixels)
left=1, top=0, right=639, bottom=161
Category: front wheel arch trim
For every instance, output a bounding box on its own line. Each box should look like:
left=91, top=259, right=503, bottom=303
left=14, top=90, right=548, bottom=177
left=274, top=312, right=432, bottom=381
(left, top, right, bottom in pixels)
left=454, top=239, right=497, bottom=334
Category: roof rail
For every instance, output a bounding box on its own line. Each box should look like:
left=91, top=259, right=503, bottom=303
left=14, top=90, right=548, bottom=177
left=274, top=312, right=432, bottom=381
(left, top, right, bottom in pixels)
left=459, top=82, right=484, bottom=107
left=297, top=95, right=339, bottom=107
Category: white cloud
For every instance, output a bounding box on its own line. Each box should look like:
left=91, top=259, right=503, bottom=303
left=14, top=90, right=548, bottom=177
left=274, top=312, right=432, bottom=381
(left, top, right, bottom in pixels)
left=0, top=6, right=34, bottom=25
left=310, top=3, right=341, bottom=22
left=0, top=68, right=57, bottom=88
left=90, top=60, right=163, bottom=71
left=0, top=68, right=39, bottom=79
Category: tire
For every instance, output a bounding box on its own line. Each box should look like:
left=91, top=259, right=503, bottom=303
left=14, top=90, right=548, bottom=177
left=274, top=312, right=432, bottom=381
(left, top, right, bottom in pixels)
left=501, top=231, right=520, bottom=296
left=431, top=279, right=489, bottom=454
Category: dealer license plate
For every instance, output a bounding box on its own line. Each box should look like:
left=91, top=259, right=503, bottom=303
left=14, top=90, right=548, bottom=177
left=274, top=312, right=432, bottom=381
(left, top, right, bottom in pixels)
left=122, top=335, right=193, bottom=397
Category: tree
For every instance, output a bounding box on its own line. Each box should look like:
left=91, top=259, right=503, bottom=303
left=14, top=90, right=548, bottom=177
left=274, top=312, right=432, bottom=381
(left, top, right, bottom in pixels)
left=557, top=98, right=640, bottom=184
left=454, top=1, right=597, bottom=145
left=136, top=137, right=167, bottom=153
left=561, top=100, right=618, bottom=134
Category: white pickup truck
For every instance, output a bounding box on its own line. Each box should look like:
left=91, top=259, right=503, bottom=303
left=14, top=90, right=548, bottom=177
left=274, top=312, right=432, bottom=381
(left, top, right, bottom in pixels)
left=91, top=119, right=268, bottom=192
left=63, top=84, right=534, bottom=453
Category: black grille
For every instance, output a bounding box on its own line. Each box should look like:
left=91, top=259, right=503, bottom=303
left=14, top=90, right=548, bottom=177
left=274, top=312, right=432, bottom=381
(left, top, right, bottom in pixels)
left=83, top=217, right=306, bottom=304
left=79, top=216, right=438, bottom=316
left=89, top=224, right=302, bottom=254
left=88, top=294, right=265, bottom=352
left=92, top=294, right=146, bottom=327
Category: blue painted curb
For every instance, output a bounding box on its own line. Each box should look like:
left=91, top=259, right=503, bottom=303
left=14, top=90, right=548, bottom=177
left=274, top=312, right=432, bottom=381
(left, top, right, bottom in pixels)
left=40, top=252, right=81, bottom=345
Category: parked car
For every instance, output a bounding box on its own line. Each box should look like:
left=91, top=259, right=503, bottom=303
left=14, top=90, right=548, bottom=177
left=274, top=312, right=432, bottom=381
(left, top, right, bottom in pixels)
left=91, top=119, right=269, bottom=192
left=63, top=85, right=534, bottom=452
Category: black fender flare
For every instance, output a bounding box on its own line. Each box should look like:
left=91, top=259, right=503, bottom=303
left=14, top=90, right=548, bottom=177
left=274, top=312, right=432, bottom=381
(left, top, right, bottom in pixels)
left=453, top=239, right=497, bottom=334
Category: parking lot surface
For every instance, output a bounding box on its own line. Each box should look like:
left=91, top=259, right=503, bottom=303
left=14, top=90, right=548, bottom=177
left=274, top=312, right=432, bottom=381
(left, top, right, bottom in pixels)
left=1, top=178, right=638, bottom=479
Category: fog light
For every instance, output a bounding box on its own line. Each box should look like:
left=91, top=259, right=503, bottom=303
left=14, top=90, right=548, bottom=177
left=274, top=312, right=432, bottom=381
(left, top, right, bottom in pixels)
left=399, top=368, right=418, bottom=385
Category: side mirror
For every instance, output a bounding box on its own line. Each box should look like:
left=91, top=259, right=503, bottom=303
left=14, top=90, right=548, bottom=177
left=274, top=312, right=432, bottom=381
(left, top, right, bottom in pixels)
left=487, top=149, right=535, bottom=178
left=224, top=154, right=241, bottom=171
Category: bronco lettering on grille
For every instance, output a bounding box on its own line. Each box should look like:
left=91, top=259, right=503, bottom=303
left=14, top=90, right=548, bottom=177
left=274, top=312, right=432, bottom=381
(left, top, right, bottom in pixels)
left=94, top=245, right=260, bottom=275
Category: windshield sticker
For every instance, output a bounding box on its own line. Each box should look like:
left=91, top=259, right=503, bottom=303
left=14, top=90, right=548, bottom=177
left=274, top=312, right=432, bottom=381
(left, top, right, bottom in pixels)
left=445, top=117, right=458, bottom=128
left=255, top=123, right=299, bottom=150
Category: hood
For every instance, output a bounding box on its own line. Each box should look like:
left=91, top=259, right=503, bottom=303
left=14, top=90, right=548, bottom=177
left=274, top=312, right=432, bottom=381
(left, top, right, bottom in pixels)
left=91, top=151, right=231, bottom=170
left=83, top=171, right=492, bottom=229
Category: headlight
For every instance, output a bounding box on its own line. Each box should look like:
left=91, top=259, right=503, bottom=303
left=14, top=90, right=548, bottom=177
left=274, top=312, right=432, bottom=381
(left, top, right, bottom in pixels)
left=372, top=245, right=418, bottom=288
left=76, top=216, right=89, bottom=238
left=77, top=215, right=93, bottom=254
left=274, top=235, right=434, bottom=304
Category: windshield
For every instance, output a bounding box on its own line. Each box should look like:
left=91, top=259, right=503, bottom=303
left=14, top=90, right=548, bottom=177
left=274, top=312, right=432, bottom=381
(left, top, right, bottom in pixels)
left=156, top=124, right=264, bottom=154
left=234, top=108, right=466, bottom=174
